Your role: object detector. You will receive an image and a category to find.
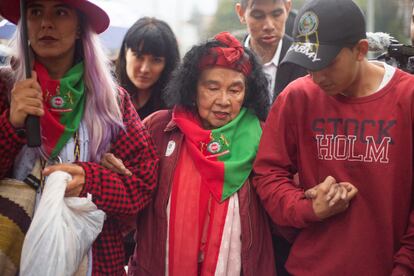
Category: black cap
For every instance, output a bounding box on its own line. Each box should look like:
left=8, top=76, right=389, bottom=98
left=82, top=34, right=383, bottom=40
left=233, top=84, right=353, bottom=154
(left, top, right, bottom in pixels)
left=281, top=0, right=366, bottom=71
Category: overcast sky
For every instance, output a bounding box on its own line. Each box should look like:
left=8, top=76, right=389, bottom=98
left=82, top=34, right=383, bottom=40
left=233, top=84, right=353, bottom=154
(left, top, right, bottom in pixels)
left=90, top=0, right=218, bottom=28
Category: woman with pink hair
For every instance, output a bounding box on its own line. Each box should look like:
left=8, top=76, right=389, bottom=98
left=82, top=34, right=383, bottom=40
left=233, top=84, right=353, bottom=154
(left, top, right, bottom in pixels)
left=0, top=0, right=158, bottom=275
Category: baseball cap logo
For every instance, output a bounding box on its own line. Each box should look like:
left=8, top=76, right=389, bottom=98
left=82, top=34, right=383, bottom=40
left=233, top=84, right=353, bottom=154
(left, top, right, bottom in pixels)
left=298, top=11, right=319, bottom=36
left=288, top=11, right=321, bottom=63
left=288, top=43, right=321, bottom=63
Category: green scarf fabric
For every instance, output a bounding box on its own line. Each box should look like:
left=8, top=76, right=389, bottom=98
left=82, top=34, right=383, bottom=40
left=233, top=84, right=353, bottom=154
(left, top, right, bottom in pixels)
left=173, top=107, right=262, bottom=202
left=34, top=61, right=85, bottom=158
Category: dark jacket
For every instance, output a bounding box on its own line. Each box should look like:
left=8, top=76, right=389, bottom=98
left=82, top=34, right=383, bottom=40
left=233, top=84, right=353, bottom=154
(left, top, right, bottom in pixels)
left=128, top=109, right=276, bottom=276
left=241, top=34, right=307, bottom=102
left=273, top=35, right=308, bottom=100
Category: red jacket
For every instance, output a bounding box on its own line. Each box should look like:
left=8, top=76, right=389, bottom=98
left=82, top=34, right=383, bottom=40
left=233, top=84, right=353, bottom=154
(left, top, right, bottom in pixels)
left=0, top=68, right=159, bottom=275
left=127, top=109, right=276, bottom=276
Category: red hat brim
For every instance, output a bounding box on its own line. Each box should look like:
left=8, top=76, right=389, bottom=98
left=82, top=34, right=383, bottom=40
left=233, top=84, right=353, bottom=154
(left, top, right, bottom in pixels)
left=0, top=0, right=110, bottom=34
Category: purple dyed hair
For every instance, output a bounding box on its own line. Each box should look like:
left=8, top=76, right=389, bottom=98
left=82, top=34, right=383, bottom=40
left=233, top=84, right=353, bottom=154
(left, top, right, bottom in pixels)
left=11, top=21, right=123, bottom=162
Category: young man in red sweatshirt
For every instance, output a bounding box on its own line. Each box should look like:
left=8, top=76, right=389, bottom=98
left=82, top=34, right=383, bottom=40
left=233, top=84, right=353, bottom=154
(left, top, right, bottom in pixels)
left=253, top=0, right=414, bottom=275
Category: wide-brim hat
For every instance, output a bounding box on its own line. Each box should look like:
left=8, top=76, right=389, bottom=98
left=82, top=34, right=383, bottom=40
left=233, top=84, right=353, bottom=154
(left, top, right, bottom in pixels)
left=0, top=0, right=110, bottom=34
left=281, top=0, right=366, bottom=71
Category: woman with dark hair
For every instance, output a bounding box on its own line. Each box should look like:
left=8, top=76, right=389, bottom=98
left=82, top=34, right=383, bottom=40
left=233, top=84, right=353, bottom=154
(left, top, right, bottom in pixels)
left=115, top=17, right=180, bottom=119
left=103, top=32, right=275, bottom=275
left=0, top=0, right=158, bottom=275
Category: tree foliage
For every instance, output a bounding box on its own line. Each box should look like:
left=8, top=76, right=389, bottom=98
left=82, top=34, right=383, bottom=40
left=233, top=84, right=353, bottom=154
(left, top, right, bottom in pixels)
left=206, top=0, right=241, bottom=39
left=293, top=0, right=412, bottom=43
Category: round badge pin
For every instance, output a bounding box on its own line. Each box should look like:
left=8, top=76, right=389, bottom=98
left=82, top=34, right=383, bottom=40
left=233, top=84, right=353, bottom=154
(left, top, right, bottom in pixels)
left=207, top=141, right=221, bottom=154
left=298, top=11, right=319, bottom=36
left=50, top=96, right=65, bottom=109
left=165, top=140, right=176, bottom=157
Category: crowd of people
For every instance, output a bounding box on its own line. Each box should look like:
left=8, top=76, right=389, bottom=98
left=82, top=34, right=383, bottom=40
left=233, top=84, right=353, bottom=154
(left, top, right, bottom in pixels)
left=0, top=0, right=413, bottom=275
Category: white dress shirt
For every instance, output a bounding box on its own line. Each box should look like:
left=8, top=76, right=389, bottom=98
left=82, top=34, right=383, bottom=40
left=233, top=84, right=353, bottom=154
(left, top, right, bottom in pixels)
left=245, top=35, right=283, bottom=102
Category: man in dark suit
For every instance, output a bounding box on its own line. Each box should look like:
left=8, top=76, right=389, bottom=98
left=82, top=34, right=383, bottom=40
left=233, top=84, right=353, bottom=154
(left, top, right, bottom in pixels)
left=235, top=0, right=307, bottom=104
left=235, top=1, right=306, bottom=275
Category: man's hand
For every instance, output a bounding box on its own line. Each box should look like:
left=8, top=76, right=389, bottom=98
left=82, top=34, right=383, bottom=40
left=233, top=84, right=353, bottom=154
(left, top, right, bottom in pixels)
left=307, top=176, right=358, bottom=220
left=43, top=163, right=86, bottom=197
left=101, top=153, right=132, bottom=176
left=305, top=180, right=356, bottom=205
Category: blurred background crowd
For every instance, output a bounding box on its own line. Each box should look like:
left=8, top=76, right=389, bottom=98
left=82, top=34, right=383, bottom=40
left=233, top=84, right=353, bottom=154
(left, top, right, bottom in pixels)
left=0, top=0, right=412, bottom=62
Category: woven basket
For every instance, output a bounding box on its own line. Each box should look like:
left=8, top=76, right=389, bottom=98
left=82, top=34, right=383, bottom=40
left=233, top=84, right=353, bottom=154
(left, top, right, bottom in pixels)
left=0, top=178, right=36, bottom=276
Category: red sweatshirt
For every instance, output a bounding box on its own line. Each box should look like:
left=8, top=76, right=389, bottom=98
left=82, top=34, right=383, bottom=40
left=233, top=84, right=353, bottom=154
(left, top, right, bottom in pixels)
left=253, top=70, right=414, bottom=275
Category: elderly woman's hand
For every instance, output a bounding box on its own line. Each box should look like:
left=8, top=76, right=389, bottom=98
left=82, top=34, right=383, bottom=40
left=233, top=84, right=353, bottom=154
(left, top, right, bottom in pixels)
left=9, top=71, right=44, bottom=128
left=101, top=153, right=132, bottom=176
left=43, top=163, right=86, bottom=197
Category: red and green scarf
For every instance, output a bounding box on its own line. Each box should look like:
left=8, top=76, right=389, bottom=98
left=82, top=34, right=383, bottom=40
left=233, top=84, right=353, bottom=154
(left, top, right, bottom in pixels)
left=34, top=61, right=85, bottom=158
left=173, top=106, right=262, bottom=202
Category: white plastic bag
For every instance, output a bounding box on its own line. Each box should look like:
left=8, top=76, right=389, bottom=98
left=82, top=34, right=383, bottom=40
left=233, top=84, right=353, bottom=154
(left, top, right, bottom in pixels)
left=20, top=171, right=106, bottom=276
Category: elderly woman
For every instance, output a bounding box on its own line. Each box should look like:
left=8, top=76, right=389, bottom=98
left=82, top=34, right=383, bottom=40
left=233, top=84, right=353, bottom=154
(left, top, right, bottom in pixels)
left=0, top=0, right=158, bottom=275
left=104, top=32, right=275, bottom=275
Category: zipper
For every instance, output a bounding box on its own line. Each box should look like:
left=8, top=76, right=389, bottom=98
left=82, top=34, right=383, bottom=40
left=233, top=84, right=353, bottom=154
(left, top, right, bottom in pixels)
left=163, top=131, right=183, bottom=211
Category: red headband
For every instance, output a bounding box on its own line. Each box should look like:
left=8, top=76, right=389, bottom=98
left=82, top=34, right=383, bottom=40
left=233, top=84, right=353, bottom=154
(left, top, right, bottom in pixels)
left=199, top=32, right=252, bottom=76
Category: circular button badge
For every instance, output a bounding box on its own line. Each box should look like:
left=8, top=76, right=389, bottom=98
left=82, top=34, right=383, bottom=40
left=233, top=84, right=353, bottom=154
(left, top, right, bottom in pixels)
left=165, top=140, right=176, bottom=157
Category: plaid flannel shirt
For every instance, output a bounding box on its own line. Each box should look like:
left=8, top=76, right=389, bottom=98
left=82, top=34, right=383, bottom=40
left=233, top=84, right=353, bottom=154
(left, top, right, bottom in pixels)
left=0, top=71, right=159, bottom=275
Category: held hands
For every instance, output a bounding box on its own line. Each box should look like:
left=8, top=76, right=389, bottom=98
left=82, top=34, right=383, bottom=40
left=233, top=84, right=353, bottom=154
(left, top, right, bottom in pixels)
left=305, top=176, right=358, bottom=220
left=100, top=153, right=132, bottom=176
left=43, top=163, right=86, bottom=197
left=9, top=71, right=44, bottom=128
